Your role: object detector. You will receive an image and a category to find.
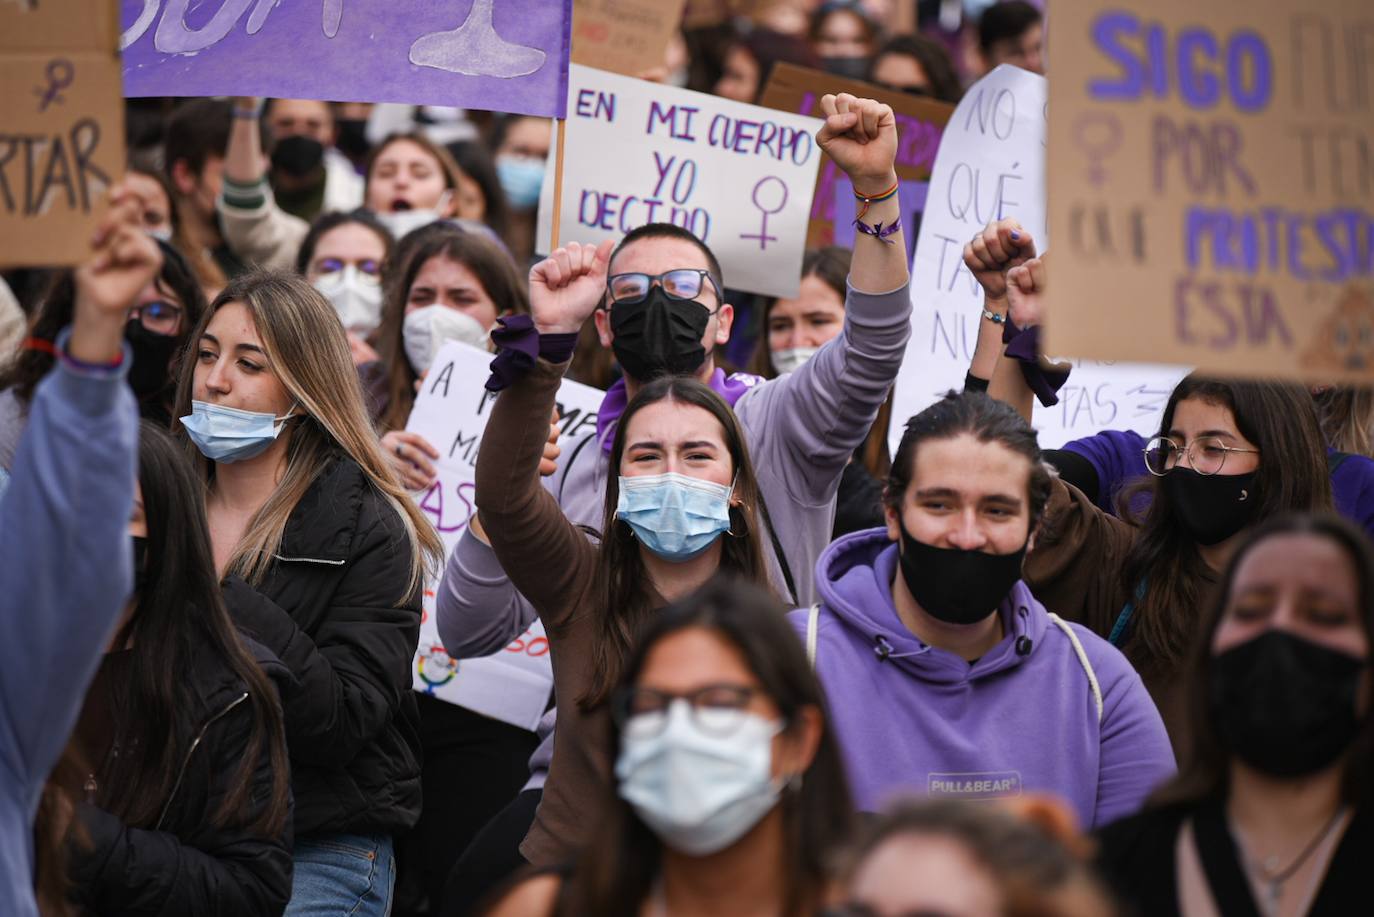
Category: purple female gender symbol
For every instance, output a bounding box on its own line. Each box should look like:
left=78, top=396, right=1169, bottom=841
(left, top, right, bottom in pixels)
left=739, top=176, right=788, bottom=251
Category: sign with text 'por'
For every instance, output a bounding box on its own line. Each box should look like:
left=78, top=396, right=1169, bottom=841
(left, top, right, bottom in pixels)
left=120, top=0, right=572, bottom=118
left=1047, top=2, right=1374, bottom=381
left=891, top=66, right=1187, bottom=453
left=0, top=0, right=123, bottom=267
left=537, top=64, right=824, bottom=299
left=405, top=341, right=604, bottom=730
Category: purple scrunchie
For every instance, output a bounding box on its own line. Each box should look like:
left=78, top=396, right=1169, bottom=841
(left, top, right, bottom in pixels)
left=485, top=315, right=580, bottom=392
left=1003, top=322, right=1069, bottom=408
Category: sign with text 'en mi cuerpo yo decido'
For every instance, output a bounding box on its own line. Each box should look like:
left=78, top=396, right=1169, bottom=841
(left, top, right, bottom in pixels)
left=404, top=341, right=604, bottom=730
left=1047, top=1, right=1373, bottom=382
left=1, top=0, right=124, bottom=266
left=538, top=63, right=824, bottom=299
left=892, top=64, right=1188, bottom=453
left=121, top=0, right=571, bottom=117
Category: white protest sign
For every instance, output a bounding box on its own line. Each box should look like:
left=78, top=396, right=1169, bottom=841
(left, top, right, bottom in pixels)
left=891, top=65, right=1187, bottom=452
left=404, top=341, right=604, bottom=731
left=538, top=63, right=824, bottom=299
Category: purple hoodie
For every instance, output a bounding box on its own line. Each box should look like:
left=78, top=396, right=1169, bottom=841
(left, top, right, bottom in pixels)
left=791, top=529, right=1175, bottom=829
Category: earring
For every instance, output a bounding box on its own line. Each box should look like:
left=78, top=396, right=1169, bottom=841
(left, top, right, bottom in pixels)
left=787, top=771, right=804, bottom=794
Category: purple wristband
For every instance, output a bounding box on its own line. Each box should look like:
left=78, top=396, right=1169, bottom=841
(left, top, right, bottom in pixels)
left=853, top=216, right=900, bottom=244
left=485, top=315, right=580, bottom=392
left=1003, top=322, right=1069, bottom=408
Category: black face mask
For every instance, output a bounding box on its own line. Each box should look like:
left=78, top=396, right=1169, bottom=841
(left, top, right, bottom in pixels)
left=1209, top=630, right=1364, bottom=778
left=823, top=56, right=872, bottom=80
left=124, top=321, right=179, bottom=400
left=335, top=119, right=370, bottom=160
left=610, top=287, right=710, bottom=381
left=896, top=526, right=1028, bottom=626
left=270, top=135, right=325, bottom=178
left=131, top=535, right=149, bottom=594
left=1163, top=468, right=1258, bottom=546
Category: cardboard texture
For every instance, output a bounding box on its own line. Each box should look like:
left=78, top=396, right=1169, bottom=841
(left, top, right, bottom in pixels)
left=0, top=0, right=123, bottom=267
left=571, top=0, right=687, bottom=78
left=758, top=62, right=953, bottom=251
left=1047, top=1, right=1374, bottom=381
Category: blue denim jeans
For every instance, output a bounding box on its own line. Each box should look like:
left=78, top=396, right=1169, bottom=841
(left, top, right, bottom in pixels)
left=286, top=832, right=396, bottom=917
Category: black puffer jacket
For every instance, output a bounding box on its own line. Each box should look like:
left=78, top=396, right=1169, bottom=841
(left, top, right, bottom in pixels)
left=225, top=454, right=424, bottom=836
left=68, top=639, right=294, bottom=915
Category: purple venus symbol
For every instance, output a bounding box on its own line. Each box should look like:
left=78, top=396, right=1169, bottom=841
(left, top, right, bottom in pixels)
left=740, top=176, right=788, bottom=250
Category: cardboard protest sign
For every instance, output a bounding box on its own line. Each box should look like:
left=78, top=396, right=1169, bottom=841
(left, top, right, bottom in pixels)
left=120, top=0, right=572, bottom=118
left=571, top=0, right=687, bottom=78
left=537, top=64, right=823, bottom=298
left=404, top=341, right=604, bottom=730
left=891, top=66, right=1187, bottom=453
left=758, top=62, right=953, bottom=262
left=0, top=0, right=123, bottom=267
left=1046, top=1, right=1374, bottom=381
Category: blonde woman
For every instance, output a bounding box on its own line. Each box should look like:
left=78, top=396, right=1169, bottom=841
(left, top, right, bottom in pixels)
left=172, top=270, right=443, bottom=916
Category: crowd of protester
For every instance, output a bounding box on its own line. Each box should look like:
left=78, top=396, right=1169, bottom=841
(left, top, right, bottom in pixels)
left=3, top=2, right=1370, bottom=916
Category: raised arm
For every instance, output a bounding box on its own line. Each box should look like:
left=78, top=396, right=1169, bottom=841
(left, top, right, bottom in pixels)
left=218, top=97, right=308, bottom=272
left=964, top=219, right=1037, bottom=420
left=475, top=241, right=614, bottom=621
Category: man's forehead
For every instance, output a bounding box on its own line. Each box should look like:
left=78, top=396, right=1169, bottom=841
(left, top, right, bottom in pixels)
left=610, top=236, right=713, bottom=276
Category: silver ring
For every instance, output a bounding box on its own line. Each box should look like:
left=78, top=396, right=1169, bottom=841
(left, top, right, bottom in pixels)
left=395, top=444, right=404, bottom=457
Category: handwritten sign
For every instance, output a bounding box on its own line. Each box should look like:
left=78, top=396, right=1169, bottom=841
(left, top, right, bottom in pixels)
left=571, top=0, right=687, bottom=78
left=0, top=0, right=122, bottom=267
left=890, top=66, right=1187, bottom=452
left=758, top=62, right=954, bottom=262
left=120, top=0, right=573, bottom=118
left=1046, top=1, right=1374, bottom=381
left=537, top=64, right=824, bottom=298
left=404, top=341, right=604, bottom=730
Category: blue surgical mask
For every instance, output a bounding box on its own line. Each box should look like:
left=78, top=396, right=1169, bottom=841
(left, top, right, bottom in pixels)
left=615, top=472, right=734, bottom=562
left=496, top=154, right=545, bottom=210
left=180, top=400, right=298, bottom=464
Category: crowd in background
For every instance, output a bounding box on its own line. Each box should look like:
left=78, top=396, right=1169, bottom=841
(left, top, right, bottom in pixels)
left=3, top=2, right=1371, bottom=917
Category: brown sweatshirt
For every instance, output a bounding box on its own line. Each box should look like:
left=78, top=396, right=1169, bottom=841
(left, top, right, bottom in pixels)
left=474, top=357, right=624, bottom=867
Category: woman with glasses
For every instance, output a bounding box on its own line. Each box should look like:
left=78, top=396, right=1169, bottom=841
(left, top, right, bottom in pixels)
left=0, top=238, right=207, bottom=468
left=470, top=239, right=780, bottom=872
left=1097, top=513, right=1372, bottom=916
left=480, top=577, right=852, bottom=917
left=960, top=220, right=1335, bottom=747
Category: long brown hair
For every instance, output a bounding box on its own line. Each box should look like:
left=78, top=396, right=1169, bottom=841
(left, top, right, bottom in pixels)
left=562, top=576, right=853, bottom=917
left=579, top=377, right=774, bottom=708
left=374, top=223, right=529, bottom=432
left=1315, top=386, right=1374, bottom=457
left=1118, top=376, right=1333, bottom=678
left=1149, top=513, right=1374, bottom=811
left=173, top=271, right=443, bottom=596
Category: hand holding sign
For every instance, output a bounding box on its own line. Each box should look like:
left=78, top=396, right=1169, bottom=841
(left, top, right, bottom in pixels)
left=530, top=239, right=614, bottom=335
left=70, top=184, right=164, bottom=364
left=962, top=218, right=1036, bottom=306
left=815, top=93, right=899, bottom=195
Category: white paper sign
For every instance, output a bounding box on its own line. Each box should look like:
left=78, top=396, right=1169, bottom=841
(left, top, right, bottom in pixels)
left=404, top=341, right=605, bottom=731
left=891, top=66, right=1187, bottom=451
left=538, top=63, right=824, bottom=299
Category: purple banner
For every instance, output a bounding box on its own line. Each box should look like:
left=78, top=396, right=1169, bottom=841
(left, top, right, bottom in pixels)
left=120, top=0, right=571, bottom=119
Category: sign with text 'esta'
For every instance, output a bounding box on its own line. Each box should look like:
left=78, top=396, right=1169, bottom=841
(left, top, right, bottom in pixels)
left=1047, top=2, right=1374, bottom=381
left=537, top=64, right=824, bottom=298
left=405, top=341, right=603, bottom=730
left=0, top=0, right=123, bottom=267
left=120, top=0, right=572, bottom=118
left=891, top=66, right=1187, bottom=452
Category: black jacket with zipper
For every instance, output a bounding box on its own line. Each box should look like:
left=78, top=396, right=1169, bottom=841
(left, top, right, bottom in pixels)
left=225, top=453, right=424, bottom=837
left=68, top=637, right=294, bottom=915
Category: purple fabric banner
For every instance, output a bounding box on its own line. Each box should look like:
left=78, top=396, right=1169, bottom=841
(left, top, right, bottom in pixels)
left=120, top=0, right=571, bottom=118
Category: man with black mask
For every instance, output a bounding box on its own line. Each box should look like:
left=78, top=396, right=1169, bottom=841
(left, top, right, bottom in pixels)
left=261, top=98, right=364, bottom=222
left=432, top=92, right=913, bottom=909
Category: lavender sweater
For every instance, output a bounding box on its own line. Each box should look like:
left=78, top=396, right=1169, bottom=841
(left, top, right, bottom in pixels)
left=792, top=529, right=1175, bottom=829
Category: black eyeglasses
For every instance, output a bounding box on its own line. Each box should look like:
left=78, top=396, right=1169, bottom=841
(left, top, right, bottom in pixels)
left=606, top=269, right=722, bottom=307
left=614, top=683, right=758, bottom=738
left=127, top=300, right=183, bottom=336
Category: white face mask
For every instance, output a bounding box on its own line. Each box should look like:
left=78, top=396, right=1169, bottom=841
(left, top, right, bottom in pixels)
left=313, top=265, right=384, bottom=335
left=771, top=346, right=819, bottom=375
left=615, top=700, right=783, bottom=856
left=402, top=304, right=490, bottom=374
left=375, top=208, right=443, bottom=241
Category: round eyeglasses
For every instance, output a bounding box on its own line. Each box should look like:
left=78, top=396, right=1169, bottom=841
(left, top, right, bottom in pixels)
left=614, top=684, right=758, bottom=739
left=1143, top=435, right=1259, bottom=477
left=127, top=300, right=183, bottom=337
left=606, top=269, right=722, bottom=307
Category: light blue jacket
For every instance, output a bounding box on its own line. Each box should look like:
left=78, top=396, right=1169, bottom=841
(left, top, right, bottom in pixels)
left=0, top=348, right=137, bottom=916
